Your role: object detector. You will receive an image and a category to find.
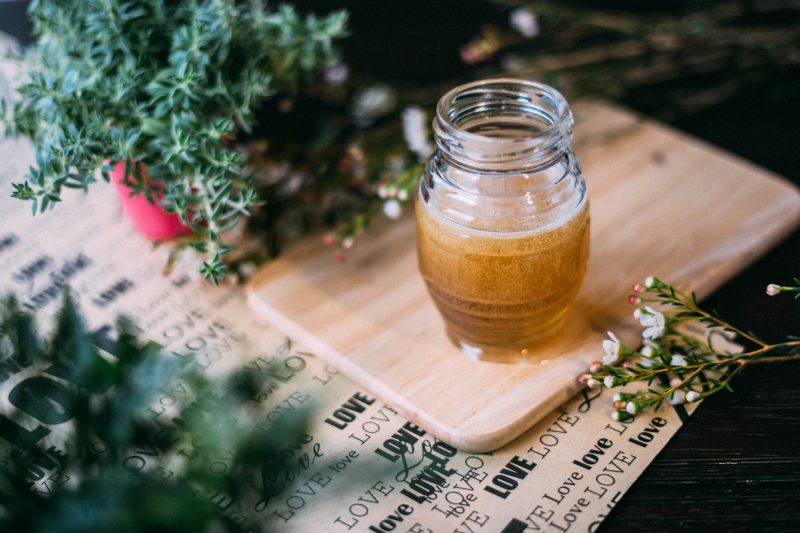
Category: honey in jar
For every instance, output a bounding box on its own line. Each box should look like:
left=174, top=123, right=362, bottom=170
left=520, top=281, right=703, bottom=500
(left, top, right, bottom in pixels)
left=416, top=79, right=589, bottom=358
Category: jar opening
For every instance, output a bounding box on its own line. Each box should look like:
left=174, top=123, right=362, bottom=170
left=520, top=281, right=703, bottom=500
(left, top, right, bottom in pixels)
left=434, top=78, right=573, bottom=171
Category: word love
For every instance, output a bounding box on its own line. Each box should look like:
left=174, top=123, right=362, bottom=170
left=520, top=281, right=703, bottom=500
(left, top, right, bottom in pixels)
left=628, top=417, right=667, bottom=448
left=324, top=391, right=376, bottom=430
left=374, top=422, right=427, bottom=463
left=484, top=455, right=537, bottom=499
left=400, top=441, right=458, bottom=504
left=368, top=504, right=414, bottom=532
left=571, top=438, right=613, bottom=470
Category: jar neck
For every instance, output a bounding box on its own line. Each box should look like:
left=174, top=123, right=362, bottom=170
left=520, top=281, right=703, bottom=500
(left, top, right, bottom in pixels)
left=432, top=79, right=573, bottom=173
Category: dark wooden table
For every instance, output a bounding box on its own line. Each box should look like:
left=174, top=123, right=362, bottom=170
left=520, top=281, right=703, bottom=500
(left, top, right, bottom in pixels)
left=2, top=2, right=798, bottom=530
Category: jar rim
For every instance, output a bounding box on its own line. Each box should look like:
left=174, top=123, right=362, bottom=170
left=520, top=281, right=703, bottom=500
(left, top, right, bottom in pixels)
left=435, top=78, right=570, bottom=142
left=433, top=78, right=573, bottom=170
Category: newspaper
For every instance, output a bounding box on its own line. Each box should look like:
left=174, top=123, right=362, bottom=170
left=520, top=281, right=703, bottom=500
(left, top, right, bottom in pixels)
left=0, top=43, right=713, bottom=532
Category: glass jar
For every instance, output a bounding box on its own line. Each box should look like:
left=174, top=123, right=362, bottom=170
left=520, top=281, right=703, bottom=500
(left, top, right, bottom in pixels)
left=416, top=78, right=589, bottom=360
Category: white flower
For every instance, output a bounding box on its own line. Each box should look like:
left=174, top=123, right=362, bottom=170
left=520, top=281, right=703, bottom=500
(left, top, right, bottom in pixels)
left=603, top=376, right=617, bottom=388
left=383, top=199, right=402, bottom=220
left=402, top=105, right=433, bottom=160
left=509, top=8, right=540, bottom=38
left=342, top=237, right=354, bottom=250
left=636, top=306, right=666, bottom=339
left=668, top=390, right=686, bottom=405
left=586, top=378, right=601, bottom=389
left=397, top=188, right=409, bottom=201
left=625, top=401, right=640, bottom=415
left=601, top=331, right=622, bottom=365
left=669, top=377, right=683, bottom=388
left=324, top=63, right=349, bottom=86
left=238, top=262, right=257, bottom=280
left=670, top=354, right=688, bottom=367
left=686, top=391, right=701, bottom=402
left=641, top=345, right=657, bottom=358
left=353, top=85, right=397, bottom=126
left=645, top=276, right=657, bottom=288
left=766, top=284, right=782, bottom=296
left=171, top=248, right=203, bottom=281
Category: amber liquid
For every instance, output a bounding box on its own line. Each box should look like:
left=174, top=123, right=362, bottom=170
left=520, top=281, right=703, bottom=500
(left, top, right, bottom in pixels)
left=416, top=197, right=590, bottom=356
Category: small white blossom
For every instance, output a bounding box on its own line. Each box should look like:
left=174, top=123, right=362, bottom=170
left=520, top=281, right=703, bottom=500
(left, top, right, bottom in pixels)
left=626, top=401, right=640, bottom=415
left=670, top=354, right=688, bottom=367
left=402, top=105, right=433, bottom=160
left=669, top=377, right=683, bottom=388
left=383, top=199, right=402, bottom=220
left=603, top=375, right=617, bottom=388
left=342, top=236, right=354, bottom=250
left=766, top=283, right=782, bottom=296
left=640, top=345, right=657, bottom=358
left=324, top=63, right=349, bottom=86
left=668, top=390, right=686, bottom=405
left=353, top=85, right=397, bottom=126
left=238, top=262, right=257, bottom=280
left=645, top=276, right=657, bottom=288
left=602, top=331, right=622, bottom=365
left=397, top=188, right=409, bottom=201
left=636, top=306, right=666, bottom=339
left=586, top=378, right=601, bottom=389
left=509, top=8, right=540, bottom=38
left=172, top=248, right=203, bottom=281
left=686, top=391, right=701, bottom=402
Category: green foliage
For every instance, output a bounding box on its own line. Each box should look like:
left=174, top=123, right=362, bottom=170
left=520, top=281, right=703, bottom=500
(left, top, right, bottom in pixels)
left=3, top=0, right=347, bottom=283
left=0, top=292, right=311, bottom=532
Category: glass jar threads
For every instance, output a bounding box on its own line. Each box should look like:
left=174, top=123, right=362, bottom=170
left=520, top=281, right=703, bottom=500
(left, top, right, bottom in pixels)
left=416, top=79, right=590, bottom=359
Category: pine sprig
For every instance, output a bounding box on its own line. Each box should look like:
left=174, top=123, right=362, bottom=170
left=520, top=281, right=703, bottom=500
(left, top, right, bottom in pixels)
left=581, top=276, right=800, bottom=421
left=3, top=0, right=347, bottom=283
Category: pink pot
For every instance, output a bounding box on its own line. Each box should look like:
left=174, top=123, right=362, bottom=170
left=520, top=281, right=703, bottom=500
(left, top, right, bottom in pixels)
left=110, top=161, right=192, bottom=241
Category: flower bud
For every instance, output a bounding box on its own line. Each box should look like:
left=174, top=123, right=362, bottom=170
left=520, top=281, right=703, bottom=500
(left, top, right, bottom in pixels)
left=628, top=295, right=641, bottom=305
left=645, top=276, right=665, bottom=289
left=603, top=375, right=618, bottom=388
left=632, top=283, right=644, bottom=293
left=686, top=390, right=701, bottom=402
left=669, top=377, right=682, bottom=388
left=641, top=345, right=656, bottom=358
left=625, top=401, right=640, bottom=415
left=613, top=392, right=634, bottom=402
left=611, top=410, right=631, bottom=422
left=589, top=361, right=603, bottom=374
left=668, top=390, right=686, bottom=405
left=766, top=284, right=782, bottom=296
left=587, top=378, right=601, bottom=389
left=670, top=355, right=688, bottom=367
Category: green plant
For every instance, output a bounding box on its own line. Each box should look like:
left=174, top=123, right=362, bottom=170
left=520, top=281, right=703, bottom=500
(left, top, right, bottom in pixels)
left=580, top=276, right=800, bottom=420
left=2, top=0, right=347, bottom=284
left=0, top=292, right=311, bottom=532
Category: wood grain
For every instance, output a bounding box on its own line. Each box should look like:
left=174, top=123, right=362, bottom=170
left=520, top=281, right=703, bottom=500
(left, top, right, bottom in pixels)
left=247, top=101, right=800, bottom=453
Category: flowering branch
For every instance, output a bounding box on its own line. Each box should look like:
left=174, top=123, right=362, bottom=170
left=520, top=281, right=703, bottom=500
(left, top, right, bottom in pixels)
left=580, top=276, right=800, bottom=421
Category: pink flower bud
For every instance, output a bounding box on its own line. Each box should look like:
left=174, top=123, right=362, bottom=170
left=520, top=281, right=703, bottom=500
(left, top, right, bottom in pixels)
left=628, top=295, right=641, bottom=305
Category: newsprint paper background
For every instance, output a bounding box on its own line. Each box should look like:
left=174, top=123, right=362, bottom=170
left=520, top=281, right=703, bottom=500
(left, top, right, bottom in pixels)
left=0, top=35, right=717, bottom=533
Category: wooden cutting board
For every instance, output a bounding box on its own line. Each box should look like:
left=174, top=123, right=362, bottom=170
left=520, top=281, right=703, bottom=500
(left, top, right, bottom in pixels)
left=247, top=101, right=800, bottom=453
